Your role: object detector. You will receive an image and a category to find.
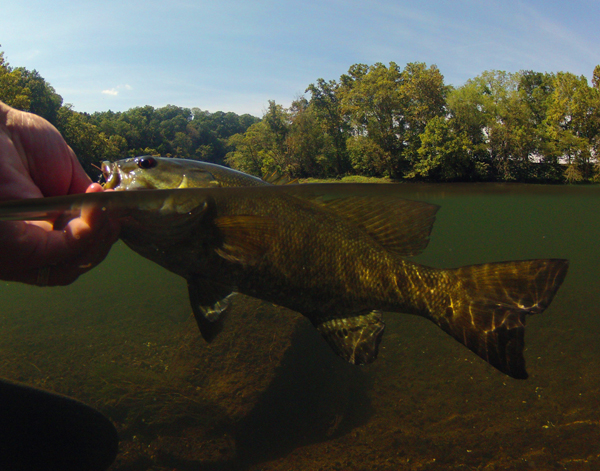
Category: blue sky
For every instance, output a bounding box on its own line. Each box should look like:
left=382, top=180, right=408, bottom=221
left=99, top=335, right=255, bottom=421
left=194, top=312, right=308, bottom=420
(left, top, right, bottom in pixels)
left=2, top=0, right=598, bottom=117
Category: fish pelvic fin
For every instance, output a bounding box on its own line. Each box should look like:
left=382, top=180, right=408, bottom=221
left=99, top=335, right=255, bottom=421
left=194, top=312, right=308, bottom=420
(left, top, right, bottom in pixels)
left=187, top=276, right=236, bottom=342
left=314, top=311, right=385, bottom=365
left=428, top=259, right=568, bottom=379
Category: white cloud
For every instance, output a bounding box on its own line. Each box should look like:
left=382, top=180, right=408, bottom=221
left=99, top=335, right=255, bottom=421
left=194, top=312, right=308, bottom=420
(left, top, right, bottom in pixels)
left=101, top=84, right=133, bottom=96
left=102, top=88, right=119, bottom=96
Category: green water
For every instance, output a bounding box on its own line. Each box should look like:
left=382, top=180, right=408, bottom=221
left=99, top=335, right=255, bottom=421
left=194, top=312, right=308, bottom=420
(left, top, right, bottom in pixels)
left=1, top=184, right=599, bottom=470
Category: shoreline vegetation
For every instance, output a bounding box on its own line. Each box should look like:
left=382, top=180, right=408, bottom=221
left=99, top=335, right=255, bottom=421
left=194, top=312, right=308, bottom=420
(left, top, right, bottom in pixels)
left=2, top=49, right=599, bottom=184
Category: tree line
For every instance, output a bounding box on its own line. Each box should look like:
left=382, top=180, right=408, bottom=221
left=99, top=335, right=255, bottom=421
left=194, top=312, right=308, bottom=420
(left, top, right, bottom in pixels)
left=0, top=49, right=259, bottom=177
left=2, top=48, right=600, bottom=183
left=228, top=62, right=600, bottom=183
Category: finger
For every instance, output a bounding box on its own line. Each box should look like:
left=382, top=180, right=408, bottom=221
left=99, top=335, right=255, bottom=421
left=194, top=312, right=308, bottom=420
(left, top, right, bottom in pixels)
left=0, top=209, right=119, bottom=286
left=67, top=183, right=118, bottom=243
left=81, top=183, right=110, bottom=231
left=0, top=181, right=121, bottom=286
left=6, top=216, right=120, bottom=286
left=0, top=220, right=77, bottom=284
left=52, top=207, right=121, bottom=285
left=6, top=107, right=92, bottom=196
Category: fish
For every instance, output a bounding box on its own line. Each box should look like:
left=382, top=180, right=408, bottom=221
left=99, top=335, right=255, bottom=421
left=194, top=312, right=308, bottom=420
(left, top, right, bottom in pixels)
left=0, top=157, right=569, bottom=379
left=100, top=157, right=569, bottom=379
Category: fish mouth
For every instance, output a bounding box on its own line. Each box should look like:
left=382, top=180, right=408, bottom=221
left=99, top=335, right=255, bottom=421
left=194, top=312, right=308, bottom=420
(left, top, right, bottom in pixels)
left=101, top=162, right=121, bottom=190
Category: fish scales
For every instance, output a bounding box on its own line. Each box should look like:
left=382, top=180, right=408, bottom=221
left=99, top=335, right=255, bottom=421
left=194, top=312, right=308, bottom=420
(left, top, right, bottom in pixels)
left=209, top=192, right=435, bottom=316
left=123, top=188, right=435, bottom=316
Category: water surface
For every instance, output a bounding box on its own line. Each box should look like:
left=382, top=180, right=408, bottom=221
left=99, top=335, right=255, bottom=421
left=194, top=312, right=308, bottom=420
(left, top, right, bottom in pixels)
left=1, top=183, right=599, bottom=470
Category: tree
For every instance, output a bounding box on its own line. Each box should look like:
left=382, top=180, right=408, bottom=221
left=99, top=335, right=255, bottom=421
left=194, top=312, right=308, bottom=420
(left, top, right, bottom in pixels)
left=514, top=71, right=564, bottom=181
left=339, top=62, right=405, bottom=176
left=448, top=70, right=542, bottom=181
left=55, top=105, right=112, bottom=176
left=338, top=62, right=448, bottom=177
left=346, top=135, right=390, bottom=177
left=227, top=98, right=343, bottom=178
left=593, top=65, right=600, bottom=90
left=398, top=62, right=449, bottom=166
left=88, top=105, right=259, bottom=164
left=0, top=51, right=31, bottom=109
left=285, top=98, right=330, bottom=177
left=226, top=121, right=276, bottom=176
left=225, top=102, right=291, bottom=177
left=546, top=72, right=600, bottom=180
left=14, top=68, right=63, bottom=125
left=447, top=79, right=489, bottom=165
left=104, top=134, right=129, bottom=161
left=409, top=116, right=472, bottom=181
left=306, top=78, right=350, bottom=174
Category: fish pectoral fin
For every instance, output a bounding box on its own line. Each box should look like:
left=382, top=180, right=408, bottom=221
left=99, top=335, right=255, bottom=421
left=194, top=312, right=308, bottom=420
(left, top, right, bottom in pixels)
left=314, top=311, right=385, bottom=365
left=214, top=215, right=276, bottom=265
left=187, top=276, right=236, bottom=342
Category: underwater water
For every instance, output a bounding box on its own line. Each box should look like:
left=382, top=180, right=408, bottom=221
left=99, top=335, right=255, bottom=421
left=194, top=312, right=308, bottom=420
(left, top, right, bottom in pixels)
left=1, top=183, right=599, bottom=470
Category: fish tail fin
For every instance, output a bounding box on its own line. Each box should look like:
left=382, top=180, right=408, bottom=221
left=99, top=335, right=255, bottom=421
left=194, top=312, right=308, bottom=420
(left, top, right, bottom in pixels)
left=428, top=259, right=568, bottom=379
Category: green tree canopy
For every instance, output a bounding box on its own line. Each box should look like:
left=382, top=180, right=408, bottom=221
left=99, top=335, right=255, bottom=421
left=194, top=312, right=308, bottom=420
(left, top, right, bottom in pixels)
left=4, top=47, right=600, bottom=183
left=0, top=51, right=31, bottom=110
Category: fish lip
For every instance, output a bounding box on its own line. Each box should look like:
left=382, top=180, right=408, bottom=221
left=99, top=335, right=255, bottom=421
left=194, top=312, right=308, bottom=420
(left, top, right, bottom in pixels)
left=101, top=161, right=121, bottom=190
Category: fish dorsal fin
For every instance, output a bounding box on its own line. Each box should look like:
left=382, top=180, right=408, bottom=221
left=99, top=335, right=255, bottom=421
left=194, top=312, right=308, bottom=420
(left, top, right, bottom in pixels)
left=187, top=276, right=236, bottom=342
left=316, top=196, right=439, bottom=257
left=263, top=171, right=299, bottom=186
left=313, top=311, right=385, bottom=365
left=214, top=215, right=277, bottom=265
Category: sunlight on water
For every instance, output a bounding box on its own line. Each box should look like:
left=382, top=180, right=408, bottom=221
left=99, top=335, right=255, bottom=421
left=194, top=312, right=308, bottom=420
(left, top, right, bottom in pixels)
left=1, top=184, right=599, bottom=470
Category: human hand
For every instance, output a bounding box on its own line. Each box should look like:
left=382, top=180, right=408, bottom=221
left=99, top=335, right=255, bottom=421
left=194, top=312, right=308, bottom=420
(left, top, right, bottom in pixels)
left=0, top=101, right=120, bottom=286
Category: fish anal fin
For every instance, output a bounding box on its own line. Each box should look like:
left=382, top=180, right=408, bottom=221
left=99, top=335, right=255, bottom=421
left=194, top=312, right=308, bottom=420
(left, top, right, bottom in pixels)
left=318, top=196, right=439, bottom=257
left=314, top=311, right=385, bottom=365
left=214, top=215, right=276, bottom=265
left=187, top=276, right=236, bottom=342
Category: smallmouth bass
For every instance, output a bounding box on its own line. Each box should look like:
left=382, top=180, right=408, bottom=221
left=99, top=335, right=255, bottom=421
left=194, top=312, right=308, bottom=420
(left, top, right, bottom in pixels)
left=99, top=157, right=568, bottom=379
left=0, top=157, right=568, bottom=379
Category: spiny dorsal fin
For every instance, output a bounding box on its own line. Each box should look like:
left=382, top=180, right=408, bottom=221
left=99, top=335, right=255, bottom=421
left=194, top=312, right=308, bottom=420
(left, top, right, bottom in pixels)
left=214, top=215, right=277, bottom=265
left=314, top=311, right=385, bottom=365
left=317, top=196, right=439, bottom=257
left=263, top=171, right=299, bottom=186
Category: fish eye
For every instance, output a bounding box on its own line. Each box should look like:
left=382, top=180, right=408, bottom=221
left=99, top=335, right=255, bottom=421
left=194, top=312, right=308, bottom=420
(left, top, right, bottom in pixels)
left=136, top=156, right=158, bottom=170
